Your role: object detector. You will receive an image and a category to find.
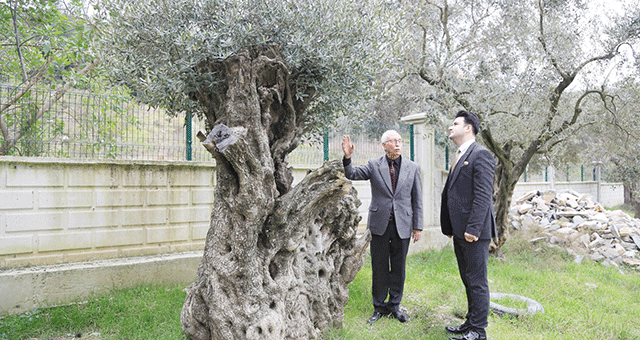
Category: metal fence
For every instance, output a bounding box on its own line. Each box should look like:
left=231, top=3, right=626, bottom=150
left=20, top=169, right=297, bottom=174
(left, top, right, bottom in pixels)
left=1, top=76, right=414, bottom=166
left=288, top=130, right=413, bottom=167
left=521, top=164, right=610, bottom=183
left=1, top=77, right=211, bottom=162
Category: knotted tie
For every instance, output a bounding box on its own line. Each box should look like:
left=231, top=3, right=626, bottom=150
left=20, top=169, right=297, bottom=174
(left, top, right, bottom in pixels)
left=450, top=149, right=461, bottom=173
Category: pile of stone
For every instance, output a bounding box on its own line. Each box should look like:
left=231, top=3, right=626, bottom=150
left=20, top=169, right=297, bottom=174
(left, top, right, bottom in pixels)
left=509, top=189, right=640, bottom=270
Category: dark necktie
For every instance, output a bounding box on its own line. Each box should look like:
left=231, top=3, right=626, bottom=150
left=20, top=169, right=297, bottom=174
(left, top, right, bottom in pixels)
left=389, top=160, right=396, bottom=194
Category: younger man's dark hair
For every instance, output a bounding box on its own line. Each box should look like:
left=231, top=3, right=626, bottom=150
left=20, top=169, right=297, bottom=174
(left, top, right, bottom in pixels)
left=455, top=110, right=480, bottom=136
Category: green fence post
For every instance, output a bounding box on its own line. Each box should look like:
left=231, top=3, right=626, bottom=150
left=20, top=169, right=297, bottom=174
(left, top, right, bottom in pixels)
left=581, top=165, right=584, bottom=181
left=323, top=127, right=329, bottom=162
left=409, top=124, right=414, bottom=162
left=445, top=145, right=449, bottom=171
left=566, top=165, right=569, bottom=182
left=186, top=113, right=192, bottom=161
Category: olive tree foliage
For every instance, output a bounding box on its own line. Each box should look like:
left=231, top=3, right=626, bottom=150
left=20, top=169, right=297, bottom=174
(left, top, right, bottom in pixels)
left=399, top=0, right=640, bottom=249
left=97, top=0, right=405, bottom=339
left=576, top=77, right=640, bottom=217
left=97, top=0, right=404, bottom=132
left=0, top=0, right=101, bottom=155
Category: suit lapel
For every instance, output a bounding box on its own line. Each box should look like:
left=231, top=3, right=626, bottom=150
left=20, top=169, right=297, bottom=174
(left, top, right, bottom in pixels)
left=377, top=156, right=394, bottom=194
left=395, top=159, right=409, bottom=193
left=449, top=142, right=476, bottom=188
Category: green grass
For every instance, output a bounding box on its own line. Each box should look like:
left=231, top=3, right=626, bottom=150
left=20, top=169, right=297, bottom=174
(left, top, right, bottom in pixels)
left=2, top=231, right=640, bottom=340
left=325, top=232, right=640, bottom=340
left=0, top=285, right=187, bottom=340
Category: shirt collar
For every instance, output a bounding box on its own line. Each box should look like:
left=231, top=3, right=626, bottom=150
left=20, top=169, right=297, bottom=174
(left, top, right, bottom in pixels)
left=457, top=140, right=475, bottom=158
left=385, top=155, right=401, bottom=165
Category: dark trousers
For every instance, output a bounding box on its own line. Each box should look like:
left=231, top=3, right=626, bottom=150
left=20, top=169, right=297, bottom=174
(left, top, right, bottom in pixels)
left=370, top=217, right=410, bottom=313
left=453, top=237, right=490, bottom=336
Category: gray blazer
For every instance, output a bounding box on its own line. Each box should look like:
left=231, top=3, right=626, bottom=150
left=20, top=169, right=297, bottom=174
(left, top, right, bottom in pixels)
left=440, top=142, right=497, bottom=240
left=344, top=156, right=423, bottom=239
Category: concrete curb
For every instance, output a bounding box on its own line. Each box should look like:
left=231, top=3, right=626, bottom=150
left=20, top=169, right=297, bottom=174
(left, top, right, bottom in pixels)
left=0, top=251, right=202, bottom=317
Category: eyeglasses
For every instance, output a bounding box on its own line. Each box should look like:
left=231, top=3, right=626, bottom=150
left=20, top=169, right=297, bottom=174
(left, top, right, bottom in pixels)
left=386, top=139, right=402, bottom=144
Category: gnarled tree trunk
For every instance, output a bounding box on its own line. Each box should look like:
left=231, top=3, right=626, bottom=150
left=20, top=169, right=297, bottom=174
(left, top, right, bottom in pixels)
left=180, top=45, right=370, bottom=339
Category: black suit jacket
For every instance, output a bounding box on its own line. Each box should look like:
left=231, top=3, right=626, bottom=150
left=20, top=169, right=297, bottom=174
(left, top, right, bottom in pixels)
left=440, top=142, right=497, bottom=240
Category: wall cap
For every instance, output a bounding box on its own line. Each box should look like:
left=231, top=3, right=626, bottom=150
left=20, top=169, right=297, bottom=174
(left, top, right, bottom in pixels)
left=0, top=156, right=216, bottom=169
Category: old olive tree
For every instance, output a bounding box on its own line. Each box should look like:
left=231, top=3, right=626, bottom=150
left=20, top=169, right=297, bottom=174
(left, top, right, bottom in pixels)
left=98, top=0, right=404, bottom=338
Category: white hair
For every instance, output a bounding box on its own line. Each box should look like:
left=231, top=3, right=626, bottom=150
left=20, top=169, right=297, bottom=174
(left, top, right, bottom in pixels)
left=381, top=130, right=400, bottom=143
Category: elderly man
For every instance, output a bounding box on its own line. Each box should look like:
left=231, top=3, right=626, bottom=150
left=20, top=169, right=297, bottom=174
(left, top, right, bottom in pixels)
left=342, top=130, right=423, bottom=324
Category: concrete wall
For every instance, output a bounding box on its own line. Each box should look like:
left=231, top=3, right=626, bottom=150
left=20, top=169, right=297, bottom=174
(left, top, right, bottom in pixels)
left=0, top=157, right=214, bottom=269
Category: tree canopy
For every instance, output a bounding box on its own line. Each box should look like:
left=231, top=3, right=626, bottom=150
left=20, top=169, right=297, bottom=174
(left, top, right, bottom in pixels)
left=98, top=0, right=406, bottom=135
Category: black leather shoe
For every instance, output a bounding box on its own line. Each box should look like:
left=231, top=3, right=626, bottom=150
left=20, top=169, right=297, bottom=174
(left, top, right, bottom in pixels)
left=367, top=311, right=385, bottom=324
left=445, top=324, right=470, bottom=334
left=448, top=329, right=487, bottom=340
left=391, top=310, right=409, bottom=323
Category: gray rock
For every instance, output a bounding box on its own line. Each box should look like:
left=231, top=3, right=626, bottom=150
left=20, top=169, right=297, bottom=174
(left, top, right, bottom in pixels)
left=580, top=234, right=591, bottom=248
left=612, top=256, right=624, bottom=265
left=511, top=220, right=521, bottom=230
left=521, top=214, right=537, bottom=230
left=631, top=234, right=640, bottom=250
left=620, top=241, right=638, bottom=250
left=619, top=226, right=634, bottom=237
left=573, top=215, right=586, bottom=224
left=589, top=238, right=604, bottom=248
left=610, top=225, right=620, bottom=239
left=519, top=203, right=533, bottom=214
left=542, top=190, right=556, bottom=205
left=516, top=191, right=538, bottom=205
left=509, top=188, right=640, bottom=270
left=529, top=237, right=547, bottom=244
left=549, top=223, right=561, bottom=231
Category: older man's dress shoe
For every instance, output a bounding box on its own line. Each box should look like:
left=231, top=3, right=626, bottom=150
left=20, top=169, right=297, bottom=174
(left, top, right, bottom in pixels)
left=391, top=310, right=409, bottom=323
left=448, top=329, right=487, bottom=340
left=367, top=311, right=386, bottom=324
left=445, top=324, right=471, bottom=334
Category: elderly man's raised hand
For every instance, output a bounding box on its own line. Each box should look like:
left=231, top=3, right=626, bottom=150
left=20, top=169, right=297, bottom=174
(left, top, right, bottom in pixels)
left=342, top=135, right=355, bottom=159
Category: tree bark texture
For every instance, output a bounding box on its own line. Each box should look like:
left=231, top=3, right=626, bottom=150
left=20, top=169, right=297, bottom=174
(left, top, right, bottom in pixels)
left=623, top=182, right=640, bottom=219
left=181, top=45, right=370, bottom=339
left=490, top=158, right=518, bottom=251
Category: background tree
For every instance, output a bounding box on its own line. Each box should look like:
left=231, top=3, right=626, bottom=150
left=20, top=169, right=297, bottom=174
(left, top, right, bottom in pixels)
left=400, top=0, right=640, bottom=249
left=98, top=0, right=405, bottom=338
left=0, top=0, right=100, bottom=155
left=577, top=76, right=640, bottom=217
